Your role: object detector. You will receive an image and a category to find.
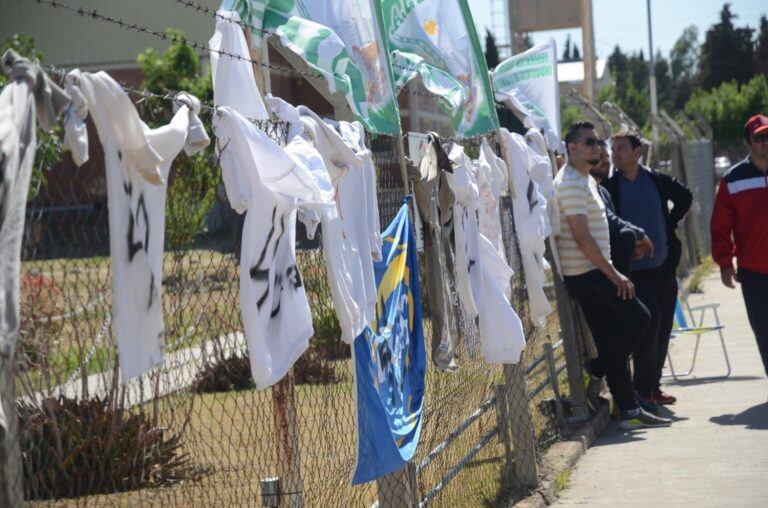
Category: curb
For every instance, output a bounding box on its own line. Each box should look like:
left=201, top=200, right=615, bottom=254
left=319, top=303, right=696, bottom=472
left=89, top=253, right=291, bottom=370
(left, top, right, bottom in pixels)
left=511, top=401, right=612, bottom=507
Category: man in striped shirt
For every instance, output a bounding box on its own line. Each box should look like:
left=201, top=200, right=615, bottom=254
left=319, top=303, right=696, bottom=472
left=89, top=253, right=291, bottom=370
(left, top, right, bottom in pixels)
left=554, top=121, right=670, bottom=429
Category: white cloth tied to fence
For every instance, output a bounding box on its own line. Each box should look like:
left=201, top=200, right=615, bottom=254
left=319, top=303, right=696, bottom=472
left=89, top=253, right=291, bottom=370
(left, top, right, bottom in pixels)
left=450, top=144, right=482, bottom=319
left=499, top=128, right=553, bottom=328
left=0, top=49, right=70, bottom=431
left=62, top=72, right=89, bottom=165
left=209, top=10, right=269, bottom=121
left=410, top=133, right=460, bottom=371
left=477, top=139, right=509, bottom=270
left=214, top=105, right=332, bottom=389
left=293, top=106, right=382, bottom=344
left=450, top=143, right=526, bottom=364
left=67, top=69, right=209, bottom=381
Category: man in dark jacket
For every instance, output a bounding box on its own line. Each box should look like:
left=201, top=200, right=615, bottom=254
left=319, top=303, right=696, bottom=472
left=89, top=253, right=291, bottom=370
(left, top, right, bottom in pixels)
left=604, top=131, right=693, bottom=410
left=591, top=141, right=654, bottom=276
left=711, top=114, right=768, bottom=376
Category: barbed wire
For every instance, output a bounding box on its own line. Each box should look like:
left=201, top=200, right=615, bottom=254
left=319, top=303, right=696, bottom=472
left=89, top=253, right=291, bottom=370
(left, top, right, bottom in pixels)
left=34, top=0, right=444, bottom=102
left=173, top=0, right=276, bottom=37
left=43, top=62, right=218, bottom=114
left=171, top=0, right=436, bottom=79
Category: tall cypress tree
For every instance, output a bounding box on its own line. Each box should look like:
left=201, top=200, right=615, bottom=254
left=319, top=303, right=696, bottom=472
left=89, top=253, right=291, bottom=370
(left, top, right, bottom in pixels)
left=754, top=15, right=768, bottom=76
left=698, top=3, right=755, bottom=89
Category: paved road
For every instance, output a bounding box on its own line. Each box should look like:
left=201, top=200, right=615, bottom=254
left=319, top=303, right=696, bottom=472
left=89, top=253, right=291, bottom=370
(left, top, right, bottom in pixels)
left=553, top=271, right=768, bottom=508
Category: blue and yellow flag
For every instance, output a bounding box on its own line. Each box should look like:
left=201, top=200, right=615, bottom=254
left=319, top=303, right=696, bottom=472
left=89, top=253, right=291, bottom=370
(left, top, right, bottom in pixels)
left=352, top=204, right=426, bottom=485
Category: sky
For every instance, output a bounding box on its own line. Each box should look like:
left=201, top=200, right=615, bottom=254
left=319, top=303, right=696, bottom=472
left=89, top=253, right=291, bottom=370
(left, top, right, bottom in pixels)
left=467, top=0, right=768, bottom=62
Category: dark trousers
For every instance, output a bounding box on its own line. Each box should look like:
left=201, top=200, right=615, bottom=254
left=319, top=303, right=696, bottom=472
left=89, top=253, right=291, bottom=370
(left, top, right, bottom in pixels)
left=565, top=269, right=651, bottom=411
left=630, top=266, right=664, bottom=397
left=655, top=274, right=678, bottom=390
left=610, top=229, right=636, bottom=276
left=739, top=269, right=768, bottom=376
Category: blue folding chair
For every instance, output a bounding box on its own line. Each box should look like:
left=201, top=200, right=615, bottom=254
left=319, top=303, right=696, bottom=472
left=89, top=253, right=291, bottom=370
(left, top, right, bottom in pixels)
left=664, top=294, right=731, bottom=381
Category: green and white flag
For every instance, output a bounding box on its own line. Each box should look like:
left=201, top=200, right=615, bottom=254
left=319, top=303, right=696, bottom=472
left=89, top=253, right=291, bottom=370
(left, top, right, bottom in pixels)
left=223, top=0, right=401, bottom=135
left=380, top=0, right=499, bottom=137
left=492, top=38, right=561, bottom=148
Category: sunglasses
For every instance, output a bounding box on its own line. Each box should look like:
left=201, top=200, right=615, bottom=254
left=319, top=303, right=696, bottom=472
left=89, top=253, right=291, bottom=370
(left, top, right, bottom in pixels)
left=579, top=137, right=602, bottom=147
left=752, top=133, right=768, bottom=144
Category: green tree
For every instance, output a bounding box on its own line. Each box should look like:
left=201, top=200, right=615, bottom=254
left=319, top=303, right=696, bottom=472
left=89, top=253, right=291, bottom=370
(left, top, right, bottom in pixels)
left=485, top=29, right=500, bottom=69
left=136, top=29, right=217, bottom=251
left=670, top=25, right=700, bottom=109
left=572, top=44, right=581, bottom=61
left=754, top=15, right=768, bottom=76
left=1, top=34, right=61, bottom=200
left=698, top=3, right=755, bottom=89
left=671, top=25, right=700, bottom=80
left=607, top=46, right=651, bottom=126
left=562, top=35, right=572, bottom=62
left=654, top=52, right=673, bottom=112
left=685, top=74, right=768, bottom=141
left=484, top=29, right=524, bottom=133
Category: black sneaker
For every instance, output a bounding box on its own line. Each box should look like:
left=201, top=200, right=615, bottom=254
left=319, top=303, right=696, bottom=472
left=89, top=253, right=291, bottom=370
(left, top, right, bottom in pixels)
left=619, top=408, right=672, bottom=430
left=635, top=392, right=659, bottom=414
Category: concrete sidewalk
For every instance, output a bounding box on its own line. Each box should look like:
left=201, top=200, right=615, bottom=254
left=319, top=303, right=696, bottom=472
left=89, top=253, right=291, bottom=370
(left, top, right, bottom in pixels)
left=553, top=270, right=768, bottom=508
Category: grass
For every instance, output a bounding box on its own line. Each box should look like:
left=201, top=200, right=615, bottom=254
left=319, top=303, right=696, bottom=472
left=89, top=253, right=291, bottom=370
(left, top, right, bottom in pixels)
left=17, top=246, right=568, bottom=507
left=555, top=468, right=572, bottom=492
left=687, top=256, right=715, bottom=294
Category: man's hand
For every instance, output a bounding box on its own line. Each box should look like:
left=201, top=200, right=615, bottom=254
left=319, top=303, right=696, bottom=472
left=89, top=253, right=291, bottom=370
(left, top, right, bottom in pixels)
left=720, top=266, right=738, bottom=289
left=608, top=270, right=636, bottom=300
left=635, top=236, right=654, bottom=259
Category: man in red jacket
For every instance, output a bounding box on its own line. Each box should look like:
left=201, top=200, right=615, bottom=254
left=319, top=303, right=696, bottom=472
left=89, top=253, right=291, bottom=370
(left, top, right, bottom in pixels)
left=711, top=114, right=768, bottom=376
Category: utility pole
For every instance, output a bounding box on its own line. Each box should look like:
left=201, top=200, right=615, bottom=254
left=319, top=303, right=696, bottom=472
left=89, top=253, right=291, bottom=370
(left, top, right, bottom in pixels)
left=580, top=0, right=597, bottom=102
left=647, top=0, right=659, bottom=141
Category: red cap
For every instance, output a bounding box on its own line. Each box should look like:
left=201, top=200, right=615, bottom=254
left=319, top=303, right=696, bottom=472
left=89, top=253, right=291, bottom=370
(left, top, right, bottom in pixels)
left=745, top=114, right=768, bottom=137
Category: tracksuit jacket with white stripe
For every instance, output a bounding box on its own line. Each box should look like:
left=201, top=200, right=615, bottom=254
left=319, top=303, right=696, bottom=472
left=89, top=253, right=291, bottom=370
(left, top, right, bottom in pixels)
left=711, top=157, right=768, bottom=274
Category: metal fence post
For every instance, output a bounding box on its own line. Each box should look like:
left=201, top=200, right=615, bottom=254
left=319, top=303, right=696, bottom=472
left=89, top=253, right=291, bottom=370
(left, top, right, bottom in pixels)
left=503, top=363, right=538, bottom=490
left=0, top=350, right=23, bottom=507
left=550, top=264, right=590, bottom=423
left=376, top=462, right=418, bottom=508
left=495, top=384, right=514, bottom=486
left=543, top=342, right=566, bottom=431
left=272, top=370, right=304, bottom=508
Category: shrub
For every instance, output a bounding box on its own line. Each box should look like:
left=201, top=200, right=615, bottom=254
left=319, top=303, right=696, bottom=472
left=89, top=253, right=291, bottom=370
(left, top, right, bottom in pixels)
left=17, top=396, right=200, bottom=500
left=17, top=272, right=63, bottom=369
left=293, top=348, right=340, bottom=386
left=191, top=353, right=254, bottom=393
left=190, top=348, right=341, bottom=393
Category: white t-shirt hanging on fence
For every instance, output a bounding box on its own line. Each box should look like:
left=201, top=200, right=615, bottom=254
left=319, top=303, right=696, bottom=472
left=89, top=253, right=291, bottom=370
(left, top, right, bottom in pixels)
left=209, top=10, right=269, bottom=121
left=476, top=139, right=508, bottom=265
left=477, top=234, right=526, bottom=363
left=449, top=144, right=481, bottom=320
left=214, top=105, right=332, bottom=389
left=66, top=70, right=210, bottom=381
left=1, top=50, right=70, bottom=431
left=499, top=128, right=553, bottom=328
left=449, top=144, right=526, bottom=363
left=296, top=107, right=382, bottom=344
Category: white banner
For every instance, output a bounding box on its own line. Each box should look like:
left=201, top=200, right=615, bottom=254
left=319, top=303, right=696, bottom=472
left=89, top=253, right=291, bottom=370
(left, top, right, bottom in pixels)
left=492, top=38, right=561, bottom=150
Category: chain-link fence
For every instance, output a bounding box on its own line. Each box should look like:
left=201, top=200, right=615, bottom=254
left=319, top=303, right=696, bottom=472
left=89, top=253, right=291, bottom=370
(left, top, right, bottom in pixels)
left=649, top=135, right=716, bottom=273
left=2, top=114, right=586, bottom=507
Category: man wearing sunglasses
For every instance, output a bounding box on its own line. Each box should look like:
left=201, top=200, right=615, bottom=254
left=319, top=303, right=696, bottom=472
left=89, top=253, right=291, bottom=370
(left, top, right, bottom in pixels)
left=554, top=121, right=669, bottom=429
left=603, top=130, right=692, bottom=413
left=711, top=114, right=768, bottom=377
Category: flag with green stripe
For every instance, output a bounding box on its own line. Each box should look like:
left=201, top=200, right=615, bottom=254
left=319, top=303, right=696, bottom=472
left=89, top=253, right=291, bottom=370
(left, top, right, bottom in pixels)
left=380, top=0, right=500, bottom=137
left=223, top=0, right=402, bottom=135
